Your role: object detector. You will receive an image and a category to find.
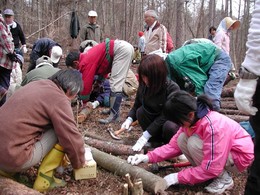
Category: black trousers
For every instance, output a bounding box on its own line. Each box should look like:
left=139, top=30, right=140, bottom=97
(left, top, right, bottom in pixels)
left=245, top=79, right=260, bottom=195
left=136, top=106, right=179, bottom=144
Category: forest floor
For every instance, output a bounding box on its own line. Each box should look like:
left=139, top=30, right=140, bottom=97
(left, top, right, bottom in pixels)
left=16, top=64, right=249, bottom=195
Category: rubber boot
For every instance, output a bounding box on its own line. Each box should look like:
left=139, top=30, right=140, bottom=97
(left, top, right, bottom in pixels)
left=33, top=144, right=67, bottom=192
left=99, top=92, right=122, bottom=124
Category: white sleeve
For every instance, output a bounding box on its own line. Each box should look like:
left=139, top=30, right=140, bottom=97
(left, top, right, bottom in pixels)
left=242, top=0, right=260, bottom=76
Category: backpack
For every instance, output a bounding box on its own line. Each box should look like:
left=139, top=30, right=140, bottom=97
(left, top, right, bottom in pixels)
left=166, top=32, right=174, bottom=53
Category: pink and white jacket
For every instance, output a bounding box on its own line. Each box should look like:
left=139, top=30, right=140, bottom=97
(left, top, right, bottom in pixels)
left=214, top=18, right=231, bottom=54
left=147, top=111, right=254, bottom=185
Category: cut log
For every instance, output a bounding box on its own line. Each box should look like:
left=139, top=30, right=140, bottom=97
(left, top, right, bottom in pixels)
left=0, top=175, right=42, bottom=195
left=220, top=101, right=238, bottom=110
left=122, top=183, right=128, bottom=195
left=84, top=131, right=126, bottom=144
left=221, top=97, right=235, bottom=102
left=226, top=115, right=249, bottom=122
left=220, top=109, right=248, bottom=116
left=221, top=87, right=235, bottom=98
left=88, top=145, right=167, bottom=194
left=84, top=137, right=139, bottom=155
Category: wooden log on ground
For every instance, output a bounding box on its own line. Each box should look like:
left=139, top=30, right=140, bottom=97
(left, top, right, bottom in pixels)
left=84, top=137, right=139, bottom=155
left=84, top=131, right=125, bottom=144
left=226, top=115, right=249, bottom=122
left=0, top=175, right=42, bottom=195
left=220, top=101, right=238, bottom=110
left=220, top=109, right=247, bottom=116
left=88, top=145, right=167, bottom=194
left=221, top=87, right=235, bottom=98
left=221, top=97, right=235, bottom=102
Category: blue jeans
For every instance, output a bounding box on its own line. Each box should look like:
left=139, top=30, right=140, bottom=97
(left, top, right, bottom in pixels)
left=0, top=66, right=12, bottom=106
left=204, top=51, right=231, bottom=111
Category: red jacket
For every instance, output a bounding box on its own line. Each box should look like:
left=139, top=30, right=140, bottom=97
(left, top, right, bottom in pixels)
left=79, top=39, right=115, bottom=101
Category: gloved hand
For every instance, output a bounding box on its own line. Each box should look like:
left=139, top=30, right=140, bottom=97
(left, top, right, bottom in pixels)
left=22, top=45, right=28, bottom=54
left=121, top=117, right=133, bottom=131
left=91, top=100, right=100, bottom=109
left=132, top=131, right=151, bottom=151
left=84, top=147, right=94, bottom=161
left=234, top=78, right=258, bottom=115
left=7, top=53, right=18, bottom=62
left=127, top=154, right=149, bottom=165
left=164, top=173, right=179, bottom=188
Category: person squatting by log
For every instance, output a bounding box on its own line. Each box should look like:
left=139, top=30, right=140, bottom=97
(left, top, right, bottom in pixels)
left=128, top=90, right=254, bottom=194
left=27, top=37, right=62, bottom=73
left=0, top=69, right=94, bottom=192
left=120, top=54, right=180, bottom=152
left=65, top=38, right=134, bottom=124
left=165, top=39, right=232, bottom=111
left=234, top=0, right=260, bottom=194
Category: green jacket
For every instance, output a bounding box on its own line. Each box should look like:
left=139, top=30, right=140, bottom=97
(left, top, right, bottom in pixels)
left=165, top=42, right=221, bottom=95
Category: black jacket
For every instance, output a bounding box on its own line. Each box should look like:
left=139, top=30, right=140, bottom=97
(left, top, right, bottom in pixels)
left=9, top=21, right=26, bottom=48
left=128, top=79, right=180, bottom=136
left=28, top=38, right=60, bottom=72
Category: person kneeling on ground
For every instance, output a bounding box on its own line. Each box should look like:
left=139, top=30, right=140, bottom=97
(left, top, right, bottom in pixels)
left=127, top=90, right=254, bottom=194
left=0, top=69, right=92, bottom=192
left=121, top=54, right=180, bottom=152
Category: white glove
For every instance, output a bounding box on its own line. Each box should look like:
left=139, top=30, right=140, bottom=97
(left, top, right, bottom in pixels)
left=84, top=147, right=94, bottom=161
left=164, top=173, right=179, bottom=188
left=234, top=78, right=258, bottom=115
left=91, top=100, right=100, bottom=109
left=121, top=117, right=133, bottom=131
left=127, top=154, right=149, bottom=165
left=22, top=45, right=28, bottom=54
left=132, top=131, right=151, bottom=151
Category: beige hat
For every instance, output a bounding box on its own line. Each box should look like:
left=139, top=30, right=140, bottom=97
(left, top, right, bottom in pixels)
left=225, top=17, right=240, bottom=30
left=50, top=46, right=62, bottom=64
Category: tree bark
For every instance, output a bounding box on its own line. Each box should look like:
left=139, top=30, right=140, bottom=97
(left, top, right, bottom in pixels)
left=88, top=145, right=167, bottom=194
left=221, top=101, right=238, bottom=110
left=220, top=108, right=248, bottom=116
left=221, top=87, right=235, bottom=97
left=0, top=176, right=42, bottom=195
left=84, top=137, right=137, bottom=155
left=226, top=115, right=249, bottom=122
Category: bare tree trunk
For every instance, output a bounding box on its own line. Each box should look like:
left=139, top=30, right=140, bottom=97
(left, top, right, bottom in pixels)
left=196, top=0, right=205, bottom=38
left=175, top=0, right=184, bottom=48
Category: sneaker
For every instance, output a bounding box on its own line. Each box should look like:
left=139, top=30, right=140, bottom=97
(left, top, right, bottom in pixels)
left=205, top=171, right=234, bottom=194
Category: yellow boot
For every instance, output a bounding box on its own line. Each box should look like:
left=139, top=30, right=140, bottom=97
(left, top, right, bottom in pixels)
left=33, top=144, right=67, bottom=192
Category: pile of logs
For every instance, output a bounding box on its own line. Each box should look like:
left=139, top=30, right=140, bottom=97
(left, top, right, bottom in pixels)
left=220, top=87, right=249, bottom=122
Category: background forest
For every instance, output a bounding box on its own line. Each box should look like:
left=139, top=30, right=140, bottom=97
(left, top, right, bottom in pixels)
left=0, top=0, right=256, bottom=70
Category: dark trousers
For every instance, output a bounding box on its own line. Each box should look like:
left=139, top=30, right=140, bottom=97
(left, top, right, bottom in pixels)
left=245, top=79, right=260, bottom=195
left=0, top=66, right=12, bottom=106
left=136, top=106, right=179, bottom=144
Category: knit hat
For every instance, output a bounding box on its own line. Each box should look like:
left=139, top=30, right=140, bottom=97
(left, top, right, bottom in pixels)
left=36, top=55, right=53, bottom=68
left=50, top=46, right=62, bottom=64
left=3, top=9, right=14, bottom=16
left=138, top=31, right=144, bottom=37
left=16, top=54, right=24, bottom=65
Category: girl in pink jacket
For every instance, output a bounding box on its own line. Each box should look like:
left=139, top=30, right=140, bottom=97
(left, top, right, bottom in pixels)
left=128, top=90, right=254, bottom=194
